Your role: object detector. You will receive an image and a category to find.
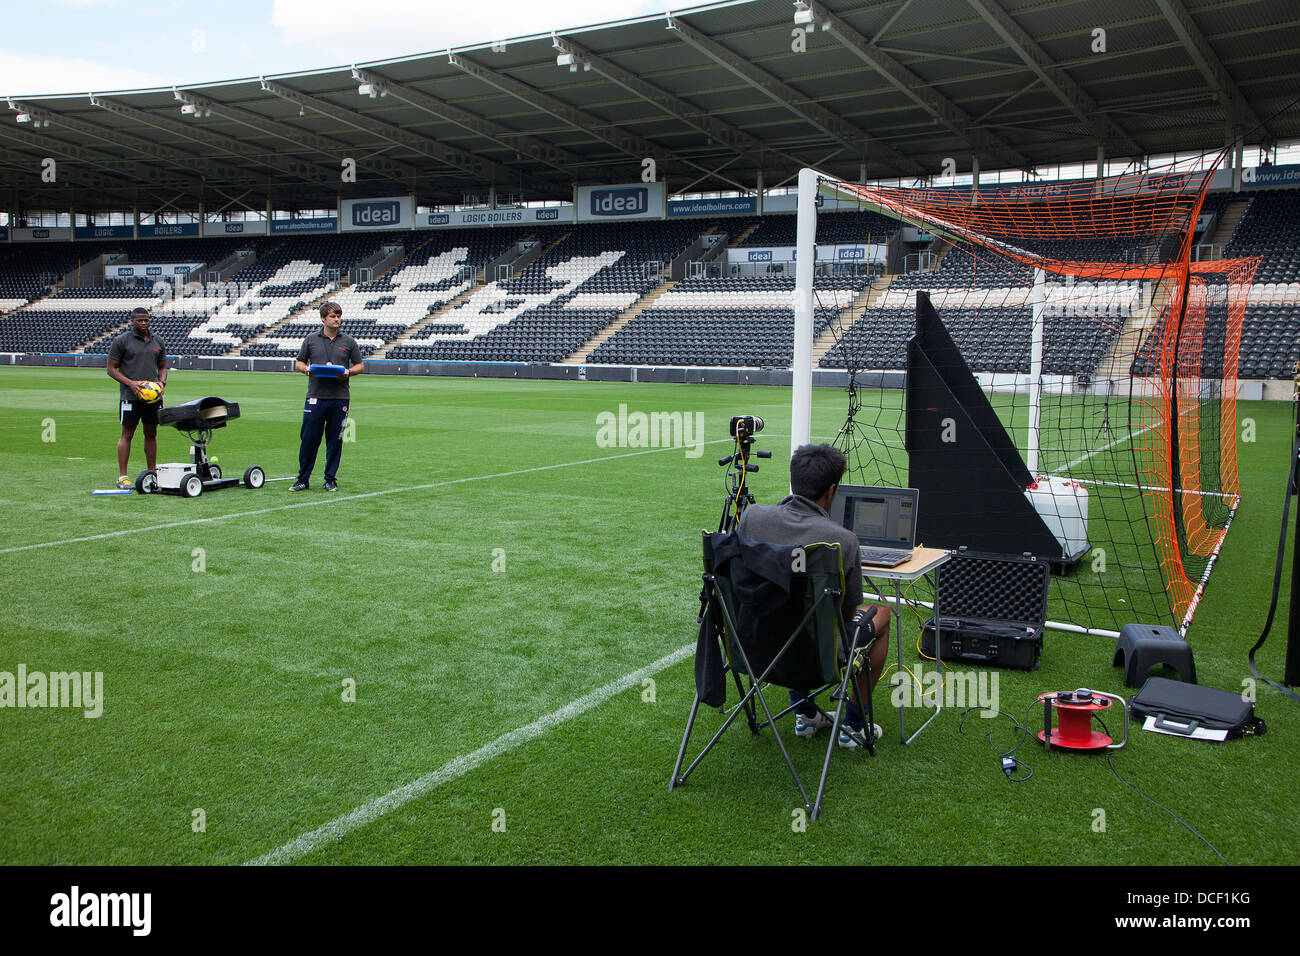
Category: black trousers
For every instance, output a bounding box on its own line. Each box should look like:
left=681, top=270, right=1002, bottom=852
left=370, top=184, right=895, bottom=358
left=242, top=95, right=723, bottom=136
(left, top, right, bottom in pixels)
left=298, top=397, right=348, bottom=483
left=790, top=611, right=875, bottom=728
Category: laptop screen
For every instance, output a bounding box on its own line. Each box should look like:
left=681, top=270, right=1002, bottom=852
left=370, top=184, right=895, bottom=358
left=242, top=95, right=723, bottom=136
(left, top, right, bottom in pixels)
left=829, top=485, right=919, bottom=549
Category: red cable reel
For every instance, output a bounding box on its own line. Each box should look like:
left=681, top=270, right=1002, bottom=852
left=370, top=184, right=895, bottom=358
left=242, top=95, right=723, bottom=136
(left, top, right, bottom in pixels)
left=1038, top=688, right=1129, bottom=751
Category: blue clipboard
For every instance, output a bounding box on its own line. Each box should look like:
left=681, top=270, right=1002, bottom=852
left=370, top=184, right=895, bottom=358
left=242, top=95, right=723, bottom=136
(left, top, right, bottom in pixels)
left=309, top=363, right=346, bottom=378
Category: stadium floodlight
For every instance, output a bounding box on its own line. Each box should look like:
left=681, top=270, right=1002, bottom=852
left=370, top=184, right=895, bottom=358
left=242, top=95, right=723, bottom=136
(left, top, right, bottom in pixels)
left=793, top=2, right=815, bottom=25
left=357, top=82, right=373, bottom=96
left=15, top=112, right=30, bottom=123
left=555, top=52, right=573, bottom=67
left=173, top=87, right=213, bottom=119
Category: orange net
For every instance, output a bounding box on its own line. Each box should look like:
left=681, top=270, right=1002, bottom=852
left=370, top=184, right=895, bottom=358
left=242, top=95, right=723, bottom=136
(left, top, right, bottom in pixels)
left=821, top=156, right=1250, bottom=632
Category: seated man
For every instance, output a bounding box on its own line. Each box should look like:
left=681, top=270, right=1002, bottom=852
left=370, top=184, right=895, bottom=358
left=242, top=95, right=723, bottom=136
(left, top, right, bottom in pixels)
left=737, top=443, right=890, bottom=747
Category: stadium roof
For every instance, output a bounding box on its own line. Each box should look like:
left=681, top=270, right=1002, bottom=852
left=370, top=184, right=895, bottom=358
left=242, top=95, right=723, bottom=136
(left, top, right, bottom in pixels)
left=2, top=0, right=1298, bottom=215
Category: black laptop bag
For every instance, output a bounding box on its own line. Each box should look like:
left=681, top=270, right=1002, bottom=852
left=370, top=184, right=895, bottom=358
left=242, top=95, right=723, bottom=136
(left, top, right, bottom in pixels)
left=1130, top=676, right=1266, bottom=740
left=920, top=548, right=1049, bottom=670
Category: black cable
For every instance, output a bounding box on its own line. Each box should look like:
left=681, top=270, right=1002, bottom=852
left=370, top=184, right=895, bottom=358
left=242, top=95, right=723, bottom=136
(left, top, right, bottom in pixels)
left=957, top=692, right=1232, bottom=861
left=1105, top=751, right=1230, bottom=866
left=1070, top=710, right=1228, bottom=865
left=1246, top=397, right=1300, bottom=703
left=958, top=705, right=1034, bottom=782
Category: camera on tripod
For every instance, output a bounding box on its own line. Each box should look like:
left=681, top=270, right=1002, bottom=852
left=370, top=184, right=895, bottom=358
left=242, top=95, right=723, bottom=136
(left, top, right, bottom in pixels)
left=712, top=414, right=772, bottom=534
left=729, top=415, right=764, bottom=439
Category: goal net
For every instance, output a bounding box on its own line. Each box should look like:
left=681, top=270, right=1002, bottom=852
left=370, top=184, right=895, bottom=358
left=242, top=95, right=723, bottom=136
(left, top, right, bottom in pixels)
left=805, top=155, right=1255, bottom=636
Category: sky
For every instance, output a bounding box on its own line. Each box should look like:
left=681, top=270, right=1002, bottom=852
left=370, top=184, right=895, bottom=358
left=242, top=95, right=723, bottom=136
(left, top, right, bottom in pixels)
left=0, top=0, right=670, bottom=97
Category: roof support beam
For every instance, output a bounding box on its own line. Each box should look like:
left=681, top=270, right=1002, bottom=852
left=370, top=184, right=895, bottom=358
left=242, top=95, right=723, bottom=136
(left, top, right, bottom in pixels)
left=181, top=86, right=424, bottom=185
left=6, top=99, right=242, bottom=184
left=206, top=187, right=258, bottom=216
left=551, top=34, right=776, bottom=164
left=352, top=66, right=584, bottom=177
left=1153, top=0, right=1270, bottom=142
left=88, top=94, right=334, bottom=187
left=872, top=0, right=915, bottom=44
left=259, top=79, right=505, bottom=186
left=0, top=126, right=186, bottom=190
left=551, top=34, right=829, bottom=190
left=801, top=0, right=1028, bottom=169
left=0, top=143, right=137, bottom=195
left=447, top=51, right=667, bottom=169
left=965, top=0, right=1143, bottom=157
left=664, top=12, right=925, bottom=176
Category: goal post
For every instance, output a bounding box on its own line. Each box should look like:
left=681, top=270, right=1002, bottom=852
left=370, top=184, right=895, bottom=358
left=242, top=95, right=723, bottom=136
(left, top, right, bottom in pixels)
left=791, top=167, right=818, bottom=461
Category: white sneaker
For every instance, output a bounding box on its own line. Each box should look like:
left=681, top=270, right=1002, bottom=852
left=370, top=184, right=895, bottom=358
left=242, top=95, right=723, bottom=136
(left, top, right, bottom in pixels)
left=793, top=710, right=833, bottom=738
left=838, top=724, right=883, bottom=749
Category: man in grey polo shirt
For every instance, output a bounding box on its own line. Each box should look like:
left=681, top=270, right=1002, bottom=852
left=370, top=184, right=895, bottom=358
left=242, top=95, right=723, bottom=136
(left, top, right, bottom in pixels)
left=292, top=301, right=363, bottom=491
left=737, top=443, right=890, bottom=747
left=106, top=307, right=167, bottom=489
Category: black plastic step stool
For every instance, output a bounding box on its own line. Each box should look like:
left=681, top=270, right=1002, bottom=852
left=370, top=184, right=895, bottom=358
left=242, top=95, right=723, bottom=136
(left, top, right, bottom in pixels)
left=1113, top=623, right=1196, bottom=688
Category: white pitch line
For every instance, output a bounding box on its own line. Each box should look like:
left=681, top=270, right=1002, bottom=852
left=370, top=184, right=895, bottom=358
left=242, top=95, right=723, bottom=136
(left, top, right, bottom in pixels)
left=0, top=440, right=732, bottom=556
left=246, top=641, right=694, bottom=866
left=1050, top=398, right=1201, bottom=476
left=1051, top=422, right=1156, bottom=475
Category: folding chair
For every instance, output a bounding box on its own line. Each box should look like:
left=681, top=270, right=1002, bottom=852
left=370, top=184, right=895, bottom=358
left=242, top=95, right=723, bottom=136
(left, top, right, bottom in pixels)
left=670, top=530, right=877, bottom=821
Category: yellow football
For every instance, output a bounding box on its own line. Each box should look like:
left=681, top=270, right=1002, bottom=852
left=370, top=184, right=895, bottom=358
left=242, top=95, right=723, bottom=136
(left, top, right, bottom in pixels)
left=137, top=381, right=162, bottom=403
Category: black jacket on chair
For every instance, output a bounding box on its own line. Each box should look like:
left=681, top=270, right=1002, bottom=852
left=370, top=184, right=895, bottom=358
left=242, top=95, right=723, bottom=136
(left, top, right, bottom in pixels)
left=695, top=531, right=834, bottom=705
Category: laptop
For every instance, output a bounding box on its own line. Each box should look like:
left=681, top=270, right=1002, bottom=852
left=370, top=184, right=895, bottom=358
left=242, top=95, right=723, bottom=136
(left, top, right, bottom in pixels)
left=827, top=485, right=921, bottom=568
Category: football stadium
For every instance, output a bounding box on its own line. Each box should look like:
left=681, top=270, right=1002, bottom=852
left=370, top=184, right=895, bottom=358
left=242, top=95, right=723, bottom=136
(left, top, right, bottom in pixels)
left=2, top=0, right=1299, bottom=883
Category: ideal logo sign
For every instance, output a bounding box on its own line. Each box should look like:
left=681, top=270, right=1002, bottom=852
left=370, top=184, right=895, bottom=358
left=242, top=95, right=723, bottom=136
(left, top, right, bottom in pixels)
left=352, top=200, right=401, bottom=227
left=225, top=222, right=245, bottom=233
left=146, top=267, right=162, bottom=275
left=426, top=214, right=450, bottom=226
left=838, top=247, right=865, bottom=260
left=748, top=250, right=773, bottom=262
left=118, top=267, right=134, bottom=276
left=536, top=208, right=559, bottom=221
left=590, top=187, right=647, bottom=217
left=34, top=229, right=49, bottom=239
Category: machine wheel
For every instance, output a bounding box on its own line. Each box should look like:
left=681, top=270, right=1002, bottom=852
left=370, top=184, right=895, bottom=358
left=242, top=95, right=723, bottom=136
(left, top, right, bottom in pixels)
left=181, top=474, right=203, bottom=498
left=208, top=464, right=222, bottom=480
left=134, top=470, right=158, bottom=495
left=243, top=466, right=265, bottom=490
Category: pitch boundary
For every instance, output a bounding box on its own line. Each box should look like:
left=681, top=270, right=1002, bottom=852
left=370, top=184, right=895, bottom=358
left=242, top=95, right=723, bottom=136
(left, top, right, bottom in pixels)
left=0, top=441, right=733, bottom=556
left=245, top=642, right=694, bottom=865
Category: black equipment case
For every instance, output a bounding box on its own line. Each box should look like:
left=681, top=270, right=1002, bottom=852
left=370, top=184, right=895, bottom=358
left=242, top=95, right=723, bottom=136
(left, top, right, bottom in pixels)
left=1130, top=676, right=1266, bottom=741
left=920, top=548, right=1050, bottom=670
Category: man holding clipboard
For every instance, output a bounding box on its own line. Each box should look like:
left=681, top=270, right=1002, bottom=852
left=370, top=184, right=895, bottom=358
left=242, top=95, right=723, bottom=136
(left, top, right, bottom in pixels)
left=292, top=301, right=363, bottom=492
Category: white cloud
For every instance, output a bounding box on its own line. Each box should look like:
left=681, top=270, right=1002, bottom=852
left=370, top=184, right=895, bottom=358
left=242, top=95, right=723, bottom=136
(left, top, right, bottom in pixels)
left=0, top=51, right=175, bottom=96
left=271, top=0, right=664, bottom=62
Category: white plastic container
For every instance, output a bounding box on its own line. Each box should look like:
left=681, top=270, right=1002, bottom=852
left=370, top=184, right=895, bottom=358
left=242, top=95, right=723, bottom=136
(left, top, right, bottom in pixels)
left=1025, top=476, right=1090, bottom=562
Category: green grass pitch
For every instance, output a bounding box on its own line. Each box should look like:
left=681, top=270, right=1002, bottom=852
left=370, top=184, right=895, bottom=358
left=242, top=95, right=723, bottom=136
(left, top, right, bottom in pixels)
left=0, top=366, right=1296, bottom=864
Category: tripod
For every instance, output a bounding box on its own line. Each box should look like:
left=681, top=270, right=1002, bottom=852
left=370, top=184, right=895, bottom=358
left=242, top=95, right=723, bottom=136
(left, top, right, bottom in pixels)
left=1093, top=378, right=1117, bottom=443
left=715, top=425, right=771, bottom=533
